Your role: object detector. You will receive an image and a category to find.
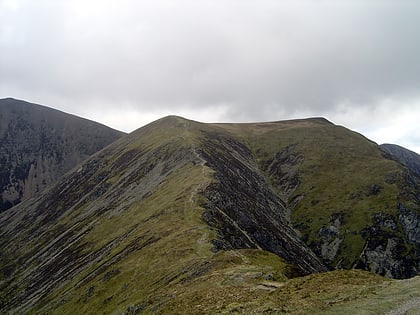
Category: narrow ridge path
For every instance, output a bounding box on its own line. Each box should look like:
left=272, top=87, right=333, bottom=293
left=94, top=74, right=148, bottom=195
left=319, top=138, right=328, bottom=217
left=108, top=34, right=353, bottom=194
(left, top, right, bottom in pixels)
left=386, top=297, right=420, bottom=315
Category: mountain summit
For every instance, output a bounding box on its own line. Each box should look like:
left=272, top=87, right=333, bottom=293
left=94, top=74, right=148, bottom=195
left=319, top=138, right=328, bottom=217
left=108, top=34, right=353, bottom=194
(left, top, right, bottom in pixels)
left=0, top=115, right=419, bottom=313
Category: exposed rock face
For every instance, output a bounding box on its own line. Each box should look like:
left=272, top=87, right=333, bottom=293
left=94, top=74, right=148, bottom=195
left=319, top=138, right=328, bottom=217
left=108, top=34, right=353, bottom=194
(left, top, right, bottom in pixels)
left=260, top=144, right=304, bottom=205
left=398, top=204, right=420, bottom=246
left=353, top=212, right=419, bottom=278
left=200, top=131, right=327, bottom=275
left=0, top=98, right=124, bottom=211
left=356, top=238, right=410, bottom=278
left=318, top=213, right=343, bottom=264
left=381, top=144, right=420, bottom=176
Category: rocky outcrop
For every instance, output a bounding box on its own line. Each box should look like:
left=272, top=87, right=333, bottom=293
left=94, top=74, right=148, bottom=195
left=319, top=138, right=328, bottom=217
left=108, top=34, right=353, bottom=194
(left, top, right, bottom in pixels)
left=0, top=98, right=124, bottom=211
left=318, top=213, right=343, bottom=264
left=398, top=204, right=420, bottom=246
left=353, top=212, right=419, bottom=278
left=260, top=145, right=304, bottom=206
left=0, top=119, right=198, bottom=313
left=200, top=131, right=327, bottom=275
left=355, top=238, right=411, bottom=278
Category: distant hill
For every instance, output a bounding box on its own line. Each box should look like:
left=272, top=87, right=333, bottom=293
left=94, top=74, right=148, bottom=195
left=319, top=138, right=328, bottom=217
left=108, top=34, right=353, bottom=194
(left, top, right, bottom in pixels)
left=381, top=143, right=420, bottom=176
left=0, top=98, right=125, bottom=211
left=0, top=115, right=419, bottom=313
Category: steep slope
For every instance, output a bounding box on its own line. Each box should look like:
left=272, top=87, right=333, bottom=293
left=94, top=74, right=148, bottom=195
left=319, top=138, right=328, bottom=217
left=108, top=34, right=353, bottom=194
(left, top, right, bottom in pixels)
left=0, top=116, right=419, bottom=314
left=0, top=116, right=325, bottom=314
left=195, top=123, right=326, bottom=274
left=0, top=98, right=124, bottom=211
left=381, top=143, right=420, bottom=176
left=212, top=118, right=420, bottom=278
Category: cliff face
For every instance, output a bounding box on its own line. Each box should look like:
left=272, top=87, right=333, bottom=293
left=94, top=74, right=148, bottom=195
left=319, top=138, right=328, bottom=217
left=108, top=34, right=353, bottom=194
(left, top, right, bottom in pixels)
left=199, top=128, right=326, bottom=274
left=0, top=98, right=124, bottom=211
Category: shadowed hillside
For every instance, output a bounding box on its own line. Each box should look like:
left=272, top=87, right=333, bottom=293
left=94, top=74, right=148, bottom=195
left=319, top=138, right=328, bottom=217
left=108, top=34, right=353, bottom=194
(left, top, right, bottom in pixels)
left=381, top=143, right=420, bottom=176
left=0, top=98, right=125, bottom=211
left=0, top=115, right=419, bottom=313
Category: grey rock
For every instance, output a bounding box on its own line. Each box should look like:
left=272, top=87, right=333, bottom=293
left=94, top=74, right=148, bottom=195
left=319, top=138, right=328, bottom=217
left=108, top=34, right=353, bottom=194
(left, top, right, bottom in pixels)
left=357, top=238, right=406, bottom=278
left=373, top=212, right=398, bottom=231
left=398, top=204, right=420, bottom=245
left=381, top=143, right=420, bottom=176
left=317, top=213, right=343, bottom=262
left=321, top=237, right=343, bottom=262
left=265, top=273, right=274, bottom=281
left=201, top=131, right=327, bottom=275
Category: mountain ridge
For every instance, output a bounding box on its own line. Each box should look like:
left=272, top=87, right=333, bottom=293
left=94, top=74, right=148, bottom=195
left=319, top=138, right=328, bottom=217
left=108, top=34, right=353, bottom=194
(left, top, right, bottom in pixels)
left=0, top=113, right=419, bottom=313
left=381, top=143, right=420, bottom=176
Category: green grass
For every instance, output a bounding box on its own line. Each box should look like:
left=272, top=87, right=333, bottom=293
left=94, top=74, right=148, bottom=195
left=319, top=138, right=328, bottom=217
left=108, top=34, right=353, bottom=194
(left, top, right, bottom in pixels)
left=216, top=120, right=405, bottom=269
left=146, top=260, right=419, bottom=314
left=42, top=118, right=415, bottom=313
left=34, top=160, right=215, bottom=314
left=3, top=117, right=417, bottom=315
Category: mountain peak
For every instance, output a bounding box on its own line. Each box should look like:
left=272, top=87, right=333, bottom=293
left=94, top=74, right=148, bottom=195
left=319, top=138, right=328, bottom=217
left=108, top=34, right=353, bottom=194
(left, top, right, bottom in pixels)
left=0, top=98, right=125, bottom=211
left=305, top=116, right=334, bottom=124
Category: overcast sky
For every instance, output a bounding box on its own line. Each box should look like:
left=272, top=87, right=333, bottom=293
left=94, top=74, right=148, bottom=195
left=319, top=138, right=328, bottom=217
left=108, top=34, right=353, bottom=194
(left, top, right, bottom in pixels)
left=1, top=0, right=419, bottom=153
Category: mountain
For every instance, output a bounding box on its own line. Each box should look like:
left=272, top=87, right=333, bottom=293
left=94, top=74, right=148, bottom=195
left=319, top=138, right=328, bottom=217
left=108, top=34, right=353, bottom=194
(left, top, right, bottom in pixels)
left=0, top=116, right=419, bottom=313
left=212, top=118, right=420, bottom=279
left=381, top=143, right=420, bottom=176
left=0, top=98, right=125, bottom=211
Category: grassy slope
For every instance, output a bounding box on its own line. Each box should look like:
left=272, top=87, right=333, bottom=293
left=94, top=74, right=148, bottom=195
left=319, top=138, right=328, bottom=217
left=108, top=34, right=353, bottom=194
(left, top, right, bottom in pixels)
left=155, top=260, right=420, bottom=314
left=26, top=117, right=309, bottom=314
left=1, top=117, right=418, bottom=314
left=213, top=119, right=408, bottom=269
left=23, top=117, right=214, bottom=314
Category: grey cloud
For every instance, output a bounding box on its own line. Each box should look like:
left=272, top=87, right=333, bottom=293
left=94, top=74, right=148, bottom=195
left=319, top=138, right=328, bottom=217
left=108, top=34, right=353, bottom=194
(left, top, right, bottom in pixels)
left=1, top=1, right=420, bottom=132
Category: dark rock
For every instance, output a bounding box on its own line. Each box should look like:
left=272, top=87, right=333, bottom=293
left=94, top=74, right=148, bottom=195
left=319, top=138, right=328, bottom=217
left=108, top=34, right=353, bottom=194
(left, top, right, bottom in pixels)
left=0, top=98, right=124, bottom=212
left=82, top=286, right=95, bottom=303
left=354, top=237, right=417, bottom=279
left=398, top=204, right=420, bottom=245
left=354, top=211, right=419, bottom=278
left=317, top=213, right=343, bottom=263
left=366, top=184, right=382, bottom=196
left=381, top=144, right=420, bottom=176
left=123, top=302, right=147, bottom=315
left=201, top=131, right=327, bottom=275
left=260, top=145, right=304, bottom=205
left=265, top=273, right=274, bottom=281
left=102, top=269, right=120, bottom=281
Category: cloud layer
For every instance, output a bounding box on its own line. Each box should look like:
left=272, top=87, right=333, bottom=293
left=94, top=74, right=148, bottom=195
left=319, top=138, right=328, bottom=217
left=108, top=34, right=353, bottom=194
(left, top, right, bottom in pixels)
left=1, top=0, right=419, bottom=152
